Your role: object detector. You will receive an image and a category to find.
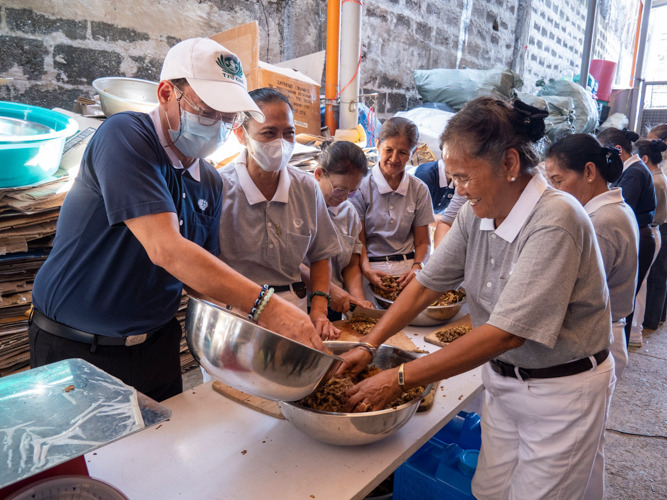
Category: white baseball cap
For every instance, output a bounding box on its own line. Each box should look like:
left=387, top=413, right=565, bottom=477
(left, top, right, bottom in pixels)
left=160, top=37, right=264, bottom=122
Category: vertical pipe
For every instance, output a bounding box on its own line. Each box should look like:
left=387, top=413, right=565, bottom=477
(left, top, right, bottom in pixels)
left=630, top=1, right=643, bottom=87
left=629, top=0, right=653, bottom=131
left=579, top=0, right=598, bottom=90
left=324, top=0, right=340, bottom=134
left=339, top=0, right=362, bottom=131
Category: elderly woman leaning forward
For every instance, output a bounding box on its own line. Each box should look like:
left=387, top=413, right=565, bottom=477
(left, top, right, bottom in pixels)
left=338, top=98, right=615, bottom=500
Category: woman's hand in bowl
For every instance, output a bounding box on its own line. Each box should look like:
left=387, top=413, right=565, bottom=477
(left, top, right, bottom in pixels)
left=335, top=346, right=372, bottom=377
left=345, top=368, right=401, bottom=412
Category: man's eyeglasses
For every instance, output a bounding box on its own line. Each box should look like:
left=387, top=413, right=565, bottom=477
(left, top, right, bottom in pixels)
left=174, top=86, right=245, bottom=129
left=325, top=174, right=357, bottom=198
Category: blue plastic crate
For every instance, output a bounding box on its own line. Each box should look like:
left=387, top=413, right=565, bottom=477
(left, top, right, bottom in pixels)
left=394, top=412, right=481, bottom=500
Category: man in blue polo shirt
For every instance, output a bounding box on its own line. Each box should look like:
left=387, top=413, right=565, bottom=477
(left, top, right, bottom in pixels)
left=413, top=158, right=456, bottom=214
left=29, top=38, right=323, bottom=402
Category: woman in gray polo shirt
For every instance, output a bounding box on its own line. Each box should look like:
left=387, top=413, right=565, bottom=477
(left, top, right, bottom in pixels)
left=217, top=88, right=341, bottom=340
left=302, top=141, right=375, bottom=320
left=339, top=98, right=614, bottom=500
left=544, top=134, right=638, bottom=499
left=350, top=117, right=435, bottom=297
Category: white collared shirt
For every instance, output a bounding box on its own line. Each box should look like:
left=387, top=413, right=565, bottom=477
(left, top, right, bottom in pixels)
left=479, top=173, right=548, bottom=243
left=438, top=159, right=454, bottom=189
left=148, top=106, right=200, bottom=182
left=622, top=154, right=641, bottom=172
left=233, top=149, right=290, bottom=204
left=584, top=188, right=639, bottom=321
left=217, top=152, right=340, bottom=286
left=351, top=165, right=435, bottom=257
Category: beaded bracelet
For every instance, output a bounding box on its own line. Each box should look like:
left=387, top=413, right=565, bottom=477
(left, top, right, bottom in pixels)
left=252, top=288, right=274, bottom=322
left=249, top=285, right=270, bottom=320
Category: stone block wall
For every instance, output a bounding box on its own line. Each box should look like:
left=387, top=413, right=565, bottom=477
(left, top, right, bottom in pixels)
left=0, top=0, right=638, bottom=120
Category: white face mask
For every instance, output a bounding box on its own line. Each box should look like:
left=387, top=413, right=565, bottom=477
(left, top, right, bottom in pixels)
left=244, top=128, right=295, bottom=172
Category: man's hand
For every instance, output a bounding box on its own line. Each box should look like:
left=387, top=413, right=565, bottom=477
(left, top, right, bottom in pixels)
left=260, top=296, right=324, bottom=350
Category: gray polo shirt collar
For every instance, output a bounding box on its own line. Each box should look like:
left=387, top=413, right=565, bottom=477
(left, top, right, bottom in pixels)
left=622, top=154, right=641, bottom=172
left=234, top=148, right=291, bottom=205
left=438, top=159, right=454, bottom=189
left=479, top=173, right=547, bottom=243
left=328, top=204, right=340, bottom=215
left=149, top=106, right=201, bottom=182
left=583, top=188, right=624, bottom=216
left=372, top=165, right=410, bottom=196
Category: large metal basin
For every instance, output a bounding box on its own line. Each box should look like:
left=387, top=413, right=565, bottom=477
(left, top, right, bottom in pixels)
left=185, top=297, right=343, bottom=402
left=367, top=283, right=465, bottom=326
left=278, top=342, right=433, bottom=446
left=92, top=77, right=158, bottom=116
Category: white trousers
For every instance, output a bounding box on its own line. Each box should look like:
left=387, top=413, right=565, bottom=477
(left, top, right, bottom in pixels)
left=630, top=225, right=661, bottom=344
left=610, top=319, right=628, bottom=381
left=363, top=258, right=414, bottom=302
left=201, top=289, right=307, bottom=384
left=472, top=355, right=615, bottom=500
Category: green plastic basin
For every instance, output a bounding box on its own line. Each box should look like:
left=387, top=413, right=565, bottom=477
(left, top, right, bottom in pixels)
left=0, top=101, right=79, bottom=188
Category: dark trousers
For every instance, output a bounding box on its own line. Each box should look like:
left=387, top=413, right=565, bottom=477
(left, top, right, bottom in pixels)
left=625, top=226, right=656, bottom=346
left=29, top=317, right=183, bottom=402
left=644, top=224, right=667, bottom=329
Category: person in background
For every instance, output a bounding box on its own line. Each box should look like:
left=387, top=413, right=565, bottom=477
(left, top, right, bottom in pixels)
left=218, top=88, right=341, bottom=341
left=544, top=135, right=636, bottom=500
left=648, top=123, right=667, bottom=170
left=340, top=98, right=614, bottom=500
left=29, top=39, right=323, bottom=403
left=301, top=141, right=375, bottom=321
left=413, top=156, right=456, bottom=214
left=351, top=117, right=435, bottom=299
left=640, top=139, right=667, bottom=332
left=545, top=133, right=637, bottom=382
left=597, top=127, right=656, bottom=348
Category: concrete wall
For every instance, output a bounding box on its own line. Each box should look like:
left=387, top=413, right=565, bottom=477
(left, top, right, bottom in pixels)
left=0, top=0, right=638, bottom=120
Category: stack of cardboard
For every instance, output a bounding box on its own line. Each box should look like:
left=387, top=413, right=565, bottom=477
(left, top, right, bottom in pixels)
left=0, top=180, right=73, bottom=375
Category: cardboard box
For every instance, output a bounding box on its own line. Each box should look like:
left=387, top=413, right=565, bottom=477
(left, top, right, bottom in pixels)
left=210, top=22, right=322, bottom=135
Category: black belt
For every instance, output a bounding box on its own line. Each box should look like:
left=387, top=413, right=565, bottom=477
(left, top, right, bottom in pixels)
left=31, top=308, right=158, bottom=347
left=368, top=251, right=415, bottom=263
left=490, top=349, right=609, bottom=381
left=271, top=281, right=307, bottom=298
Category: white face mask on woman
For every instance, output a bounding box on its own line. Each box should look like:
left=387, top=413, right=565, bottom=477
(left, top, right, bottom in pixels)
left=244, top=127, right=295, bottom=172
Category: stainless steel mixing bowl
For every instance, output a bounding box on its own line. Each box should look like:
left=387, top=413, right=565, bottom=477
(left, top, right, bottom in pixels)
left=92, top=77, right=158, bottom=116
left=185, top=298, right=344, bottom=401
left=367, top=283, right=466, bottom=326
left=278, top=342, right=433, bottom=446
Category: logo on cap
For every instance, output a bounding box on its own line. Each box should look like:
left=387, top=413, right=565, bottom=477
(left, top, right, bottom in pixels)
left=216, top=54, right=244, bottom=84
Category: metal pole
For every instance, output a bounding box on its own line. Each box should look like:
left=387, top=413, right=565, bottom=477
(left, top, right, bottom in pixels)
left=339, top=0, right=362, bottom=131
left=629, top=0, right=654, bottom=131
left=324, top=0, right=340, bottom=134
left=579, top=0, right=598, bottom=90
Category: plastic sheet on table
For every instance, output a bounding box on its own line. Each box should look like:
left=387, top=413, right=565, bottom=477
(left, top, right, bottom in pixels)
left=0, top=359, right=169, bottom=489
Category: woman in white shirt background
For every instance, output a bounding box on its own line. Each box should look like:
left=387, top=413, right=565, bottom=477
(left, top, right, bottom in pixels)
left=301, top=141, right=375, bottom=321
left=351, top=117, right=435, bottom=299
